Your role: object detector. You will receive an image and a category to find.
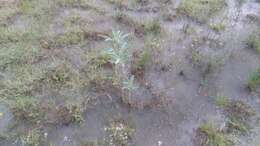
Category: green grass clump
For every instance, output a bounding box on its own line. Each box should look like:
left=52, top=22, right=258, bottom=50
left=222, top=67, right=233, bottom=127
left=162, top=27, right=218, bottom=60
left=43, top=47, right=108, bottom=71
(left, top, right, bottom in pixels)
left=247, top=68, right=260, bottom=92
left=246, top=33, right=260, bottom=54
left=0, top=64, right=44, bottom=103
left=132, top=49, right=150, bottom=71
left=18, top=0, right=54, bottom=16
left=144, top=20, right=162, bottom=35
left=215, top=95, right=228, bottom=108
left=0, top=27, right=24, bottom=43
left=44, top=63, right=82, bottom=90
left=196, top=122, right=234, bottom=146
left=11, top=97, right=44, bottom=124
left=0, top=7, right=17, bottom=22
left=56, top=103, right=85, bottom=125
left=0, top=43, right=40, bottom=68
left=0, top=23, right=49, bottom=45
left=131, top=49, right=150, bottom=78
left=225, top=101, right=255, bottom=134
left=178, top=0, right=226, bottom=22
left=210, top=23, right=226, bottom=32
left=54, top=30, right=85, bottom=46
left=216, top=97, right=256, bottom=134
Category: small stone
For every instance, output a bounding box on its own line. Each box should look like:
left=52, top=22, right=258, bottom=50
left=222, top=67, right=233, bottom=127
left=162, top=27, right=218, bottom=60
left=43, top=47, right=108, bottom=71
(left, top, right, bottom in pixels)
left=158, top=140, right=163, bottom=146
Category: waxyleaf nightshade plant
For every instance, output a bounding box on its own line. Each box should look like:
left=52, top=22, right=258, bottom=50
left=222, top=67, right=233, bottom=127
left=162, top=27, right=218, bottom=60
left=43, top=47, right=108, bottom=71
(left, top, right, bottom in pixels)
left=103, top=30, right=137, bottom=101
left=103, top=30, right=130, bottom=65
left=104, top=47, right=128, bottom=65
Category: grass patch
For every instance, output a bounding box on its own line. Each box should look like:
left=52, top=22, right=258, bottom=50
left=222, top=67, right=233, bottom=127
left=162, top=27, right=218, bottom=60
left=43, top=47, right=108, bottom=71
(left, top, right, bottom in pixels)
left=190, top=49, right=226, bottom=80
left=43, top=62, right=82, bottom=90
left=144, top=20, right=162, bottom=35
left=225, top=101, right=255, bottom=134
left=178, top=0, right=226, bottom=23
left=53, top=29, right=85, bottom=47
left=0, top=7, right=18, bottom=22
left=216, top=97, right=256, bottom=134
left=131, top=49, right=150, bottom=78
left=247, top=68, right=260, bottom=92
left=0, top=26, right=26, bottom=44
left=246, top=32, right=260, bottom=54
left=18, top=0, right=54, bottom=16
left=195, top=122, right=234, bottom=146
left=0, top=43, right=40, bottom=68
left=11, top=97, right=44, bottom=125
left=215, top=95, right=229, bottom=108
left=0, top=64, right=44, bottom=102
left=210, top=23, right=226, bottom=32
left=55, top=103, right=85, bottom=125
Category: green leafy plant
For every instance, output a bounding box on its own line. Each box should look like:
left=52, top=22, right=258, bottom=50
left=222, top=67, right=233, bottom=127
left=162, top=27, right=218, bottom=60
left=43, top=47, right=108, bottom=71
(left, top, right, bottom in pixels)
left=103, top=30, right=132, bottom=85
left=103, top=30, right=130, bottom=65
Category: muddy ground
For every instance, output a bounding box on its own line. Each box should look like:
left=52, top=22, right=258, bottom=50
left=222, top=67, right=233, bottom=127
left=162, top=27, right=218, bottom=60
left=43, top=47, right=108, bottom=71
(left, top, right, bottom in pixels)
left=0, top=0, right=259, bottom=146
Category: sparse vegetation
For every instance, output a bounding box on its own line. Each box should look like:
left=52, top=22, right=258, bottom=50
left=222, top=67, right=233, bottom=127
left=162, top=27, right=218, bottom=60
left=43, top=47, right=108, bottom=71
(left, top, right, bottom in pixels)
left=178, top=0, right=226, bottom=22
left=53, top=29, right=85, bottom=47
left=104, top=120, right=135, bottom=146
left=144, top=20, right=162, bottom=35
left=247, top=68, right=260, bottom=93
left=210, top=23, right=226, bottom=32
left=131, top=49, right=150, bottom=78
left=246, top=32, right=260, bottom=54
left=215, top=97, right=256, bottom=134
left=215, top=95, right=228, bottom=108
left=190, top=48, right=226, bottom=80
left=195, top=122, right=234, bottom=146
